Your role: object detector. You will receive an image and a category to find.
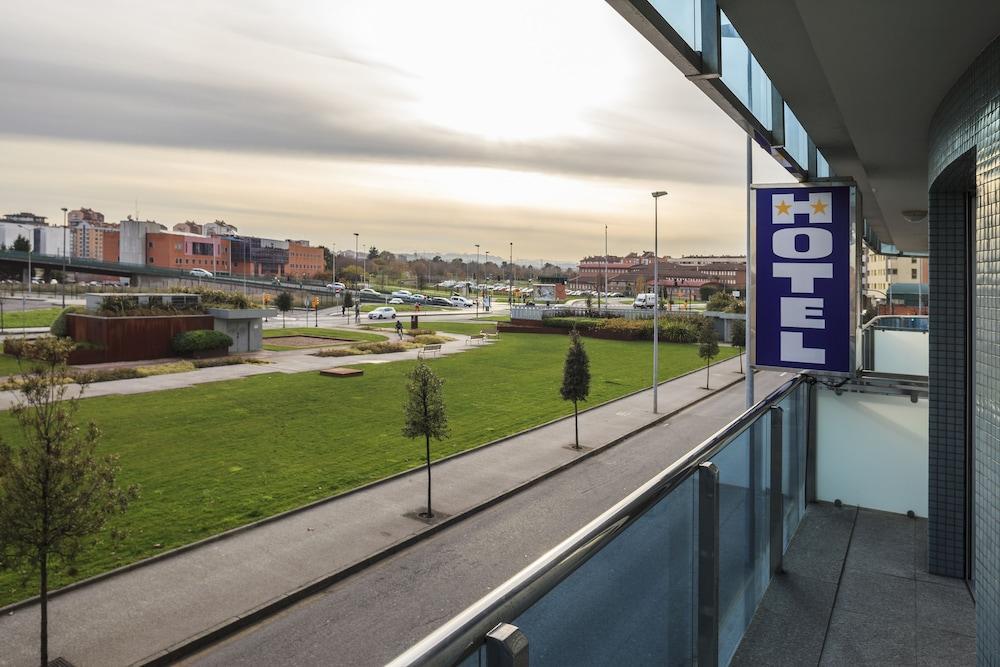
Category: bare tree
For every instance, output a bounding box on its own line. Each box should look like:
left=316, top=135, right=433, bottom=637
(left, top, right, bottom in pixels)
left=402, top=362, right=449, bottom=517
left=0, top=337, right=138, bottom=666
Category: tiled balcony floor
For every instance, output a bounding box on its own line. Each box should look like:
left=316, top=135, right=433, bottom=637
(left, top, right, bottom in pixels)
left=732, top=503, right=975, bottom=666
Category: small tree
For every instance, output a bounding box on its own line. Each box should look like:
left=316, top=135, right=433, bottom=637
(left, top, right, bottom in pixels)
left=706, top=291, right=735, bottom=312
left=698, top=319, right=720, bottom=389
left=343, top=290, right=354, bottom=309
left=560, top=329, right=591, bottom=449
left=402, top=363, right=449, bottom=518
left=0, top=337, right=138, bottom=667
left=731, top=319, right=746, bottom=374
left=274, top=291, right=293, bottom=328
left=12, top=235, right=31, bottom=252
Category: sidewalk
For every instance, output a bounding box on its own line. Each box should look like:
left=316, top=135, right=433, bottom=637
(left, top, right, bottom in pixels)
left=0, top=356, right=762, bottom=667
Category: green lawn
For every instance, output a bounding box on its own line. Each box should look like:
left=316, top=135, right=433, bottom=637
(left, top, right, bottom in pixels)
left=0, top=353, right=41, bottom=377
left=0, top=306, right=62, bottom=329
left=0, top=333, right=738, bottom=604
left=263, top=327, right=386, bottom=351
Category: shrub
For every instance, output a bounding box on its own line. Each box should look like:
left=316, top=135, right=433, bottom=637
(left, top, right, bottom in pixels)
left=192, top=357, right=266, bottom=368
left=353, top=341, right=410, bottom=354
left=413, top=334, right=451, bottom=345
left=71, top=367, right=143, bottom=383
left=660, top=322, right=698, bottom=343
left=172, top=329, right=233, bottom=354
left=406, top=328, right=437, bottom=336
left=313, top=348, right=358, bottom=358
left=171, top=288, right=258, bottom=310
left=49, top=306, right=82, bottom=337
left=135, top=361, right=196, bottom=377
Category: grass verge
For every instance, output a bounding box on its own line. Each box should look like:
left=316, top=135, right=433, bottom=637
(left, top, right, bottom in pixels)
left=0, top=333, right=738, bottom=604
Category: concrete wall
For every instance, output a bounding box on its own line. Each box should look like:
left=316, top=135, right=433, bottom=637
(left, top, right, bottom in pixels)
left=119, top=220, right=163, bottom=265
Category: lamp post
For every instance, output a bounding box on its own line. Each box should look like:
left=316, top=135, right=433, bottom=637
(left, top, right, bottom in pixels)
left=604, top=224, right=609, bottom=312
left=508, top=241, right=513, bottom=309
left=475, top=244, right=480, bottom=318
left=353, top=232, right=359, bottom=290
left=332, top=242, right=336, bottom=282
left=651, top=191, right=668, bottom=414
left=61, top=207, right=68, bottom=307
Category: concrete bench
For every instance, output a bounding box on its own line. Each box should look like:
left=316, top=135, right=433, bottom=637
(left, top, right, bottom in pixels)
left=467, top=334, right=485, bottom=345
left=418, top=343, right=442, bottom=358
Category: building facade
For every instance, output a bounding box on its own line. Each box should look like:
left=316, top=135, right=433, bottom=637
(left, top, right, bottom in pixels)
left=146, top=232, right=231, bottom=273
left=2, top=211, right=47, bottom=226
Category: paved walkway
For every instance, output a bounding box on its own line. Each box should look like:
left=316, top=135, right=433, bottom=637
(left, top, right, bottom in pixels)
left=1, top=357, right=756, bottom=667
left=0, top=330, right=477, bottom=410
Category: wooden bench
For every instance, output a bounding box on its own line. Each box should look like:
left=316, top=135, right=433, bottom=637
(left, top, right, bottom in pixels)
left=466, top=334, right=485, bottom=345
left=418, top=343, right=443, bottom=358
left=481, top=330, right=500, bottom=342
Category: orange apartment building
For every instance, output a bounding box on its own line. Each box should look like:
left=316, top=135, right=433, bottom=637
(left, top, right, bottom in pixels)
left=146, top=232, right=231, bottom=272
left=285, top=241, right=324, bottom=278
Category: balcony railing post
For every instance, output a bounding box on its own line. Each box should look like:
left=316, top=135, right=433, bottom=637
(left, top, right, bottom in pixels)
left=806, top=381, right=817, bottom=503
left=485, top=623, right=528, bottom=667
left=768, top=406, right=785, bottom=575
left=697, top=462, right=720, bottom=667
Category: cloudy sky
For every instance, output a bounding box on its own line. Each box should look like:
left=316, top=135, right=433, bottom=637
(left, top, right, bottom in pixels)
left=0, top=0, right=788, bottom=263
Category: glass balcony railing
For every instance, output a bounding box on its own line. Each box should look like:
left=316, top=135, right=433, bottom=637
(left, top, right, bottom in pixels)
left=389, top=376, right=811, bottom=667
left=720, top=11, right=772, bottom=131
left=649, top=0, right=700, bottom=51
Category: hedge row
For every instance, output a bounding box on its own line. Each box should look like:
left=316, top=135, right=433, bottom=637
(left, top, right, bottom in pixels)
left=543, top=315, right=705, bottom=343
left=171, top=329, right=233, bottom=354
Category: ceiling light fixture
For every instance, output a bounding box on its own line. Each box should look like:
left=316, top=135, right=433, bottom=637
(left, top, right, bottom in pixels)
left=902, top=209, right=928, bottom=223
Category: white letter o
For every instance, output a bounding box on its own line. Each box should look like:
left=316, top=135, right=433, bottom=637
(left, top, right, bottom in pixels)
left=772, top=228, right=833, bottom=259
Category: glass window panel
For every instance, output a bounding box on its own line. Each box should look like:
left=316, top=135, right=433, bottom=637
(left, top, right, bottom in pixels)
left=720, top=11, right=772, bottom=130
left=713, top=419, right=771, bottom=666
left=513, top=476, right=698, bottom=665
left=780, top=385, right=808, bottom=548
left=817, top=150, right=831, bottom=178
left=783, top=103, right=809, bottom=168
left=650, top=0, right=700, bottom=51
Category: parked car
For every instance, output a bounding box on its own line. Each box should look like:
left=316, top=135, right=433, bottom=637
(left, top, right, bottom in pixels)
left=449, top=295, right=474, bottom=307
left=367, top=306, right=397, bottom=320
left=388, top=297, right=405, bottom=305
left=633, top=293, right=656, bottom=309
left=360, top=287, right=379, bottom=296
left=190, top=268, right=213, bottom=278
left=426, top=296, right=452, bottom=307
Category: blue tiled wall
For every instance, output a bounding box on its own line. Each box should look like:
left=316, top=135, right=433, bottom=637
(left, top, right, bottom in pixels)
left=929, top=35, right=1000, bottom=663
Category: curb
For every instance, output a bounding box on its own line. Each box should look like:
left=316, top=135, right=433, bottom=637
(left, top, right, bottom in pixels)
left=0, top=354, right=747, bottom=618
left=134, top=368, right=749, bottom=666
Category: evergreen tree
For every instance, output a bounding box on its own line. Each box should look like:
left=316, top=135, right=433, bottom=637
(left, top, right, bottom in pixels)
left=274, top=291, right=293, bottom=328
left=560, top=329, right=591, bottom=449
left=731, top=319, right=746, bottom=374
left=402, top=363, right=449, bottom=517
left=12, top=235, right=30, bottom=252
left=0, top=337, right=138, bottom=666
left=698, top=319, right=720, bottom=389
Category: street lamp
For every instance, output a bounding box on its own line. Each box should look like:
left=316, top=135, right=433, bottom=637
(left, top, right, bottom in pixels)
left=508, top=241, right=513, bottom=308
left=651, top=190, right=668, bottom=414
left=353, top=232, right=359, bottom=290
left=60, top=207, right=68, bottom=307
left=475, top=244, right=480, bottom=318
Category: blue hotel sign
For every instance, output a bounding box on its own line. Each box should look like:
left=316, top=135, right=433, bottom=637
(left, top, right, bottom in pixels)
left=751, top=182, right=860, bottom=375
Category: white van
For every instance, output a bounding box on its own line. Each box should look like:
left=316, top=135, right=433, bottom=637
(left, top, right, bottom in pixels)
left=633, top=293, right=656, bottom=309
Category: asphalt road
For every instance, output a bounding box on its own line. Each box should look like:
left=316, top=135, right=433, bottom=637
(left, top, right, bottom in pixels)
left=183, top=371, right=788, bottom=667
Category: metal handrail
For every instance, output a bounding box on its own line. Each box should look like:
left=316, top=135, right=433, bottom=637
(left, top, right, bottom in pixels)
left=387, top=374, right=808, bottom=667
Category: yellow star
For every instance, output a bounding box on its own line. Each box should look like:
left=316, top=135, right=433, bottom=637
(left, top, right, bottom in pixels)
left=775, top=200, right=791, bottom=215
left=811, top=199, right=828, bottom=214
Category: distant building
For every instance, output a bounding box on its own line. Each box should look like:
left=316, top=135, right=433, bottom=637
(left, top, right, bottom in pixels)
left=67, top=208, right=105, bottom=225
left=609, top=261, right=714, bottom=299
left=699, top=261, right=746, bottom=291
left=119, top=218, right=167, bottom=265
left=69, top=209, right=117, bottom=259
left=672, top=254, right=746, bottom=267
left=146, top=231, right=231, bottom=273
left=2, top=212, right=47, bottom=226
left=204, top=220, right=238, bottom=236
left=173, top=221, right=203, bottom=235
left=576, top=254, right=643, bottom=277
left=286, top=240, right=324, bottom=277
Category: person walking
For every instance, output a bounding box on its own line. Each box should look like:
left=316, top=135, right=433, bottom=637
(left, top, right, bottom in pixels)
left=395, top=319, right=404, bottom=340
left=354, top=302, right=361, bottom=323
